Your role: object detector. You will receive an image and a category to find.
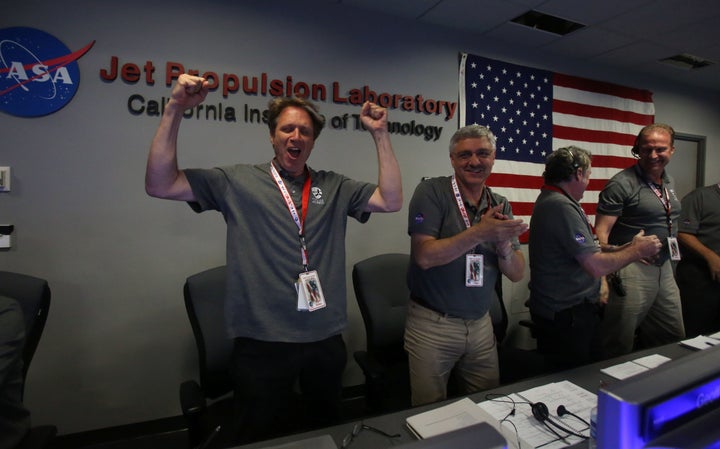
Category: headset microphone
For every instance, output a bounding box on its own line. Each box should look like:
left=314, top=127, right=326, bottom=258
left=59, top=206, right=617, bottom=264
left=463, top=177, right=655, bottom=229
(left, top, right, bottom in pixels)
left=530, top=402, right=588, bottom=440
left=557, top=405, right=590, bottom=427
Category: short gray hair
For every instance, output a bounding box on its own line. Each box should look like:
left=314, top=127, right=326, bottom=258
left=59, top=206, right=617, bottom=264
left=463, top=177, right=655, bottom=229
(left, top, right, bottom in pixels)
left=449, top=124, right=497, bottom=153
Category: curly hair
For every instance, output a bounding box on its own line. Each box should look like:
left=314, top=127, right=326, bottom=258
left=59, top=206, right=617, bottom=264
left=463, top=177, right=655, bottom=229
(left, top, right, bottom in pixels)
left=542, top=146, right=592, bottom=184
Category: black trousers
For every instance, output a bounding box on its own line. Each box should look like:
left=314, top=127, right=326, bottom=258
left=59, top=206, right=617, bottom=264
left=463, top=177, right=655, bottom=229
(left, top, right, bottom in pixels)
left=677, top=258, right=720, bottom=338
left=531, top=302, right=602, bottom=369
left=230, top=334, right=346, bottom=444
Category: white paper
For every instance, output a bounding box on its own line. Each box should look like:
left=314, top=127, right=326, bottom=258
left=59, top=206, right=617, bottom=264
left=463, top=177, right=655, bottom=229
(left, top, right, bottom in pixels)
left=680, top=335, right=720, bottom=350
left=477, top=381, right=595, bottom=449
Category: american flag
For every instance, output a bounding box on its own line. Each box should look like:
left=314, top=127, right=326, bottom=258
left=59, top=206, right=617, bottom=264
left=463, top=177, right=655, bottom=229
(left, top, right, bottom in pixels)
left=459, top=53, right=654, bottom=242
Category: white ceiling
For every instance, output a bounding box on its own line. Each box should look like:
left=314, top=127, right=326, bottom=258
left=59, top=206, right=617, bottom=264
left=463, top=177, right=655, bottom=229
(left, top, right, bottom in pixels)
left=337, top=0, right=720, bottom=93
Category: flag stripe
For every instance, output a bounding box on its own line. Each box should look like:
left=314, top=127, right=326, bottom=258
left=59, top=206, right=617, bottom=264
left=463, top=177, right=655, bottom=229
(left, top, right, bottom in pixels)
left=554, top=73, right=654, bottom=103
left=553, top=99, right=653, bottom=126
left=553, top=125, right=638, bottom=146
left=459, top=53, right=654, bottom=242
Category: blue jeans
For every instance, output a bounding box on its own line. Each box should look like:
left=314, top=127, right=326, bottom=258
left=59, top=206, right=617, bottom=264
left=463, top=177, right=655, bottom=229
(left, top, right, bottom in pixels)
left=404, top=301, right=499, bottom=406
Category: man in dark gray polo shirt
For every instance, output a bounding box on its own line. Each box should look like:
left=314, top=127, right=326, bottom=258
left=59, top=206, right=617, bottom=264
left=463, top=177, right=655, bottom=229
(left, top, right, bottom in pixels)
left=595, top=123, right=685, bottom=358
left=145, top=74, right=402, bottom=443
left=405, top=125, right=528, bottom=406
left=677, top=182, right=720, bottom=337
left=529, top=146, right=661, bottom=368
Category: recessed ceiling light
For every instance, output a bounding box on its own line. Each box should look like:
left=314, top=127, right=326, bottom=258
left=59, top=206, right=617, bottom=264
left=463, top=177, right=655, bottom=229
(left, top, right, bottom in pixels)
left=659, top=53, right=715, bottom=70
left=510, top=10, right=585, bottom=36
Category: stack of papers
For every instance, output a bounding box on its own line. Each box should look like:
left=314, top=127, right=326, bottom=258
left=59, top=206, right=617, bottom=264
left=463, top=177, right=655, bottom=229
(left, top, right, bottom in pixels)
left=405, top=397, right=490, bottom=440
left=477, top=381, right=595, bottom=449
left=405, top=381, right=596, bottom=449
left=679, top=332, right=720, bottom=350
left=600, top=354, right=671, bottom=380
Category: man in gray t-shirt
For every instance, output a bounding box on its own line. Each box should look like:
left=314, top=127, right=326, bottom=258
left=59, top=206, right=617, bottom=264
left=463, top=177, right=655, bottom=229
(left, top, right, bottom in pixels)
left=145, top=74, right=402, bottom=443
left=677, top=183, right=720, bottom=337
left=529, top=146, right=660, bottom=368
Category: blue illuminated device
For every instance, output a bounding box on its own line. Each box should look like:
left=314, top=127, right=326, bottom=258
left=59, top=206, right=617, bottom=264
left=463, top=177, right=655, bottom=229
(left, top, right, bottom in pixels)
left=597, top=345, right=720, bottom=449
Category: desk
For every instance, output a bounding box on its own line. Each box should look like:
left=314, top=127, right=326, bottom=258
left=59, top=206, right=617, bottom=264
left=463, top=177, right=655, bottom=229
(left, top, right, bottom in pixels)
left=233, top=343, right=694, bottom=449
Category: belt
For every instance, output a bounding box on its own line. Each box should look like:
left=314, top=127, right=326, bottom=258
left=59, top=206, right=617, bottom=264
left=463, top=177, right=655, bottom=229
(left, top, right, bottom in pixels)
left=410, top=295, right=458, bottom=318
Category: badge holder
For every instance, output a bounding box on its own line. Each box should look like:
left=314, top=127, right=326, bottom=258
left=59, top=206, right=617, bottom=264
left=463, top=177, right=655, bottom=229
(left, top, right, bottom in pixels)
left=466, top=254, right=484, bottom=287
left=668, top=236, right=682, bottom=261
left=297, top=270, right=327, bottom=311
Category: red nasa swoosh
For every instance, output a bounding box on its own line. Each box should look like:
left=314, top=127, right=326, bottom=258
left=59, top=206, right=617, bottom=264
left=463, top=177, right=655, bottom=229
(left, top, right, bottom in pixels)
left=0, top=40, right=95, bottom=96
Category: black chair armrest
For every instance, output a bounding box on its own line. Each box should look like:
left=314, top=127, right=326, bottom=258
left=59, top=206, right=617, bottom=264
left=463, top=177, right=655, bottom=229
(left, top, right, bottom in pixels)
left=180, top=380, right=207, bottom=416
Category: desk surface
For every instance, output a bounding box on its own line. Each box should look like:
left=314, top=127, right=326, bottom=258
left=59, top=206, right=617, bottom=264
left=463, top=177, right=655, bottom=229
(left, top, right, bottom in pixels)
left=233, top=343, right=695, bottom=449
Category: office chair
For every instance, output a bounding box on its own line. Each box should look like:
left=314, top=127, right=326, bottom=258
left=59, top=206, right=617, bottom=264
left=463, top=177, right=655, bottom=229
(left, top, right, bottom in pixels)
left=489, top=281, right=553, bottom=385
left=352, top=254, right=551, bottom=412
left=352, top=253, right=412, bottom=413
left=0, top=271, right=57, bottom=449
left=181, top=265, right=235, bottom=448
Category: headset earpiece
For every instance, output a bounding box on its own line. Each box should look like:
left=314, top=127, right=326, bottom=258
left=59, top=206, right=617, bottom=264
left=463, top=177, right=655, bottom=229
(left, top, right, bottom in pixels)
left=532, top=402, right=550, bottom=422
left=557, top=405, right=568, bottom=417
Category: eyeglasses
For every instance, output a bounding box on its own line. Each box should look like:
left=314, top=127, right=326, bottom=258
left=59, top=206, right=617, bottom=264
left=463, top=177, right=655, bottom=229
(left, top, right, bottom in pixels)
left=341, top=423, right=402, bottom=449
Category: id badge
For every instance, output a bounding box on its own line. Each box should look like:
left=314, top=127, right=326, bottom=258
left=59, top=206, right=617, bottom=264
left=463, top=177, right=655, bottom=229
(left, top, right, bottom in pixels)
left=668, top=236, right=682, bottom=261
left=298, top=270, right=327, bottom=311
left=296, top=280, right=308, bottom=311
left=466, top=254, right=484, bottom=287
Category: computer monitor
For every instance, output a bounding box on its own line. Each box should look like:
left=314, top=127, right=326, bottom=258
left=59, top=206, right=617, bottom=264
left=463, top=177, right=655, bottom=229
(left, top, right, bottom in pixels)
left=394, top=422, right=507, bottom=449
left=597, top=345, right=720, bottom=449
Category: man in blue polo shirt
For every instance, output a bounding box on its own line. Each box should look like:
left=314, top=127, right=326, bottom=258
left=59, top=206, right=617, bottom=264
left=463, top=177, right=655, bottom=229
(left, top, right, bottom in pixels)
left=145, top=74, right=402, bottom=443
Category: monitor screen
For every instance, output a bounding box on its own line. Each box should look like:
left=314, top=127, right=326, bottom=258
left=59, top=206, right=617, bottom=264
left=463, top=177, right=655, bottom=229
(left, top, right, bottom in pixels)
left=597, top=345, right=720, bottom=449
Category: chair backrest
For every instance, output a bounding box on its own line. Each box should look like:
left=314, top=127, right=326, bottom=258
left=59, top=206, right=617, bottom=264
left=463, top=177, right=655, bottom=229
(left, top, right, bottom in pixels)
left=183, top=265, right=233, bottom=399
left=0, top=271, right=51, bottom=392
left=352, top=254, right=410, bottom=361
left=488, top=277, right=508, bottom=345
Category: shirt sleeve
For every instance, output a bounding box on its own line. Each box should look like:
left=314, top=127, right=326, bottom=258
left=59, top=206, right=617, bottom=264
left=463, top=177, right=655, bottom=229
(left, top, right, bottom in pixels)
left=597, top=176, right=630, bottom=216
left=679, top=189, right=702, bottom=234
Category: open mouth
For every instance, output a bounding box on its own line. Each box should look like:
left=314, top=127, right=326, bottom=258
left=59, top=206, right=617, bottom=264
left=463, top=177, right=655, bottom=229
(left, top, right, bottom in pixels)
left=288, top=147, right=302, bottom=158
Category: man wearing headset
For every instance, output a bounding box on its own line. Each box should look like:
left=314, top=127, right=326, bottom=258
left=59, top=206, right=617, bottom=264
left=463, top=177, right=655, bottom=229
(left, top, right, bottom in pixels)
left=595, top=124, right=686, bottom=358
left=528, top=146, right=662, bottom=368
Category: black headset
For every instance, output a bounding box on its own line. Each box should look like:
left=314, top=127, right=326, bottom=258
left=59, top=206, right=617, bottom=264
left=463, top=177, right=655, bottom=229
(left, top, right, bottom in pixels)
left=557, top=404, right=590, bottom=427
left=531, top=402, right=589, bottom=440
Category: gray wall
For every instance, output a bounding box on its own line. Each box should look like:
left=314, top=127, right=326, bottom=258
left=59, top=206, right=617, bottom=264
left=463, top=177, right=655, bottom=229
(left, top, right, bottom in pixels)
left=2, top=0, right=719, bottom=435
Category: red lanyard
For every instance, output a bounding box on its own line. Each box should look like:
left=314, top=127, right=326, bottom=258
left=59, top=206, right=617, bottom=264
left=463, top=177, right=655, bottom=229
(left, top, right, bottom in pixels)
left=635, top=165, right=673, bottom=234
left=270, top=162, right=312, bottom=271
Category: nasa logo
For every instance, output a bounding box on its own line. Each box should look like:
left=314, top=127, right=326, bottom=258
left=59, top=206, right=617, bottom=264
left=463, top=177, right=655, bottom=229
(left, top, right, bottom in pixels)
left=0, top=27, right=94, bottom=117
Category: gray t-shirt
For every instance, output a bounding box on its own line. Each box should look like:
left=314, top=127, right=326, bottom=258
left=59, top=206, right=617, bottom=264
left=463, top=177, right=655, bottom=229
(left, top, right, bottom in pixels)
left=597, top=164, right=681, bottom=264
left=185, top=162, right=376, bottom=342
left=406, top=176, right=518, bottom=319
left=528, top=187, right=600, bottom=320
left=678, top=183, right=720, bottom=260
